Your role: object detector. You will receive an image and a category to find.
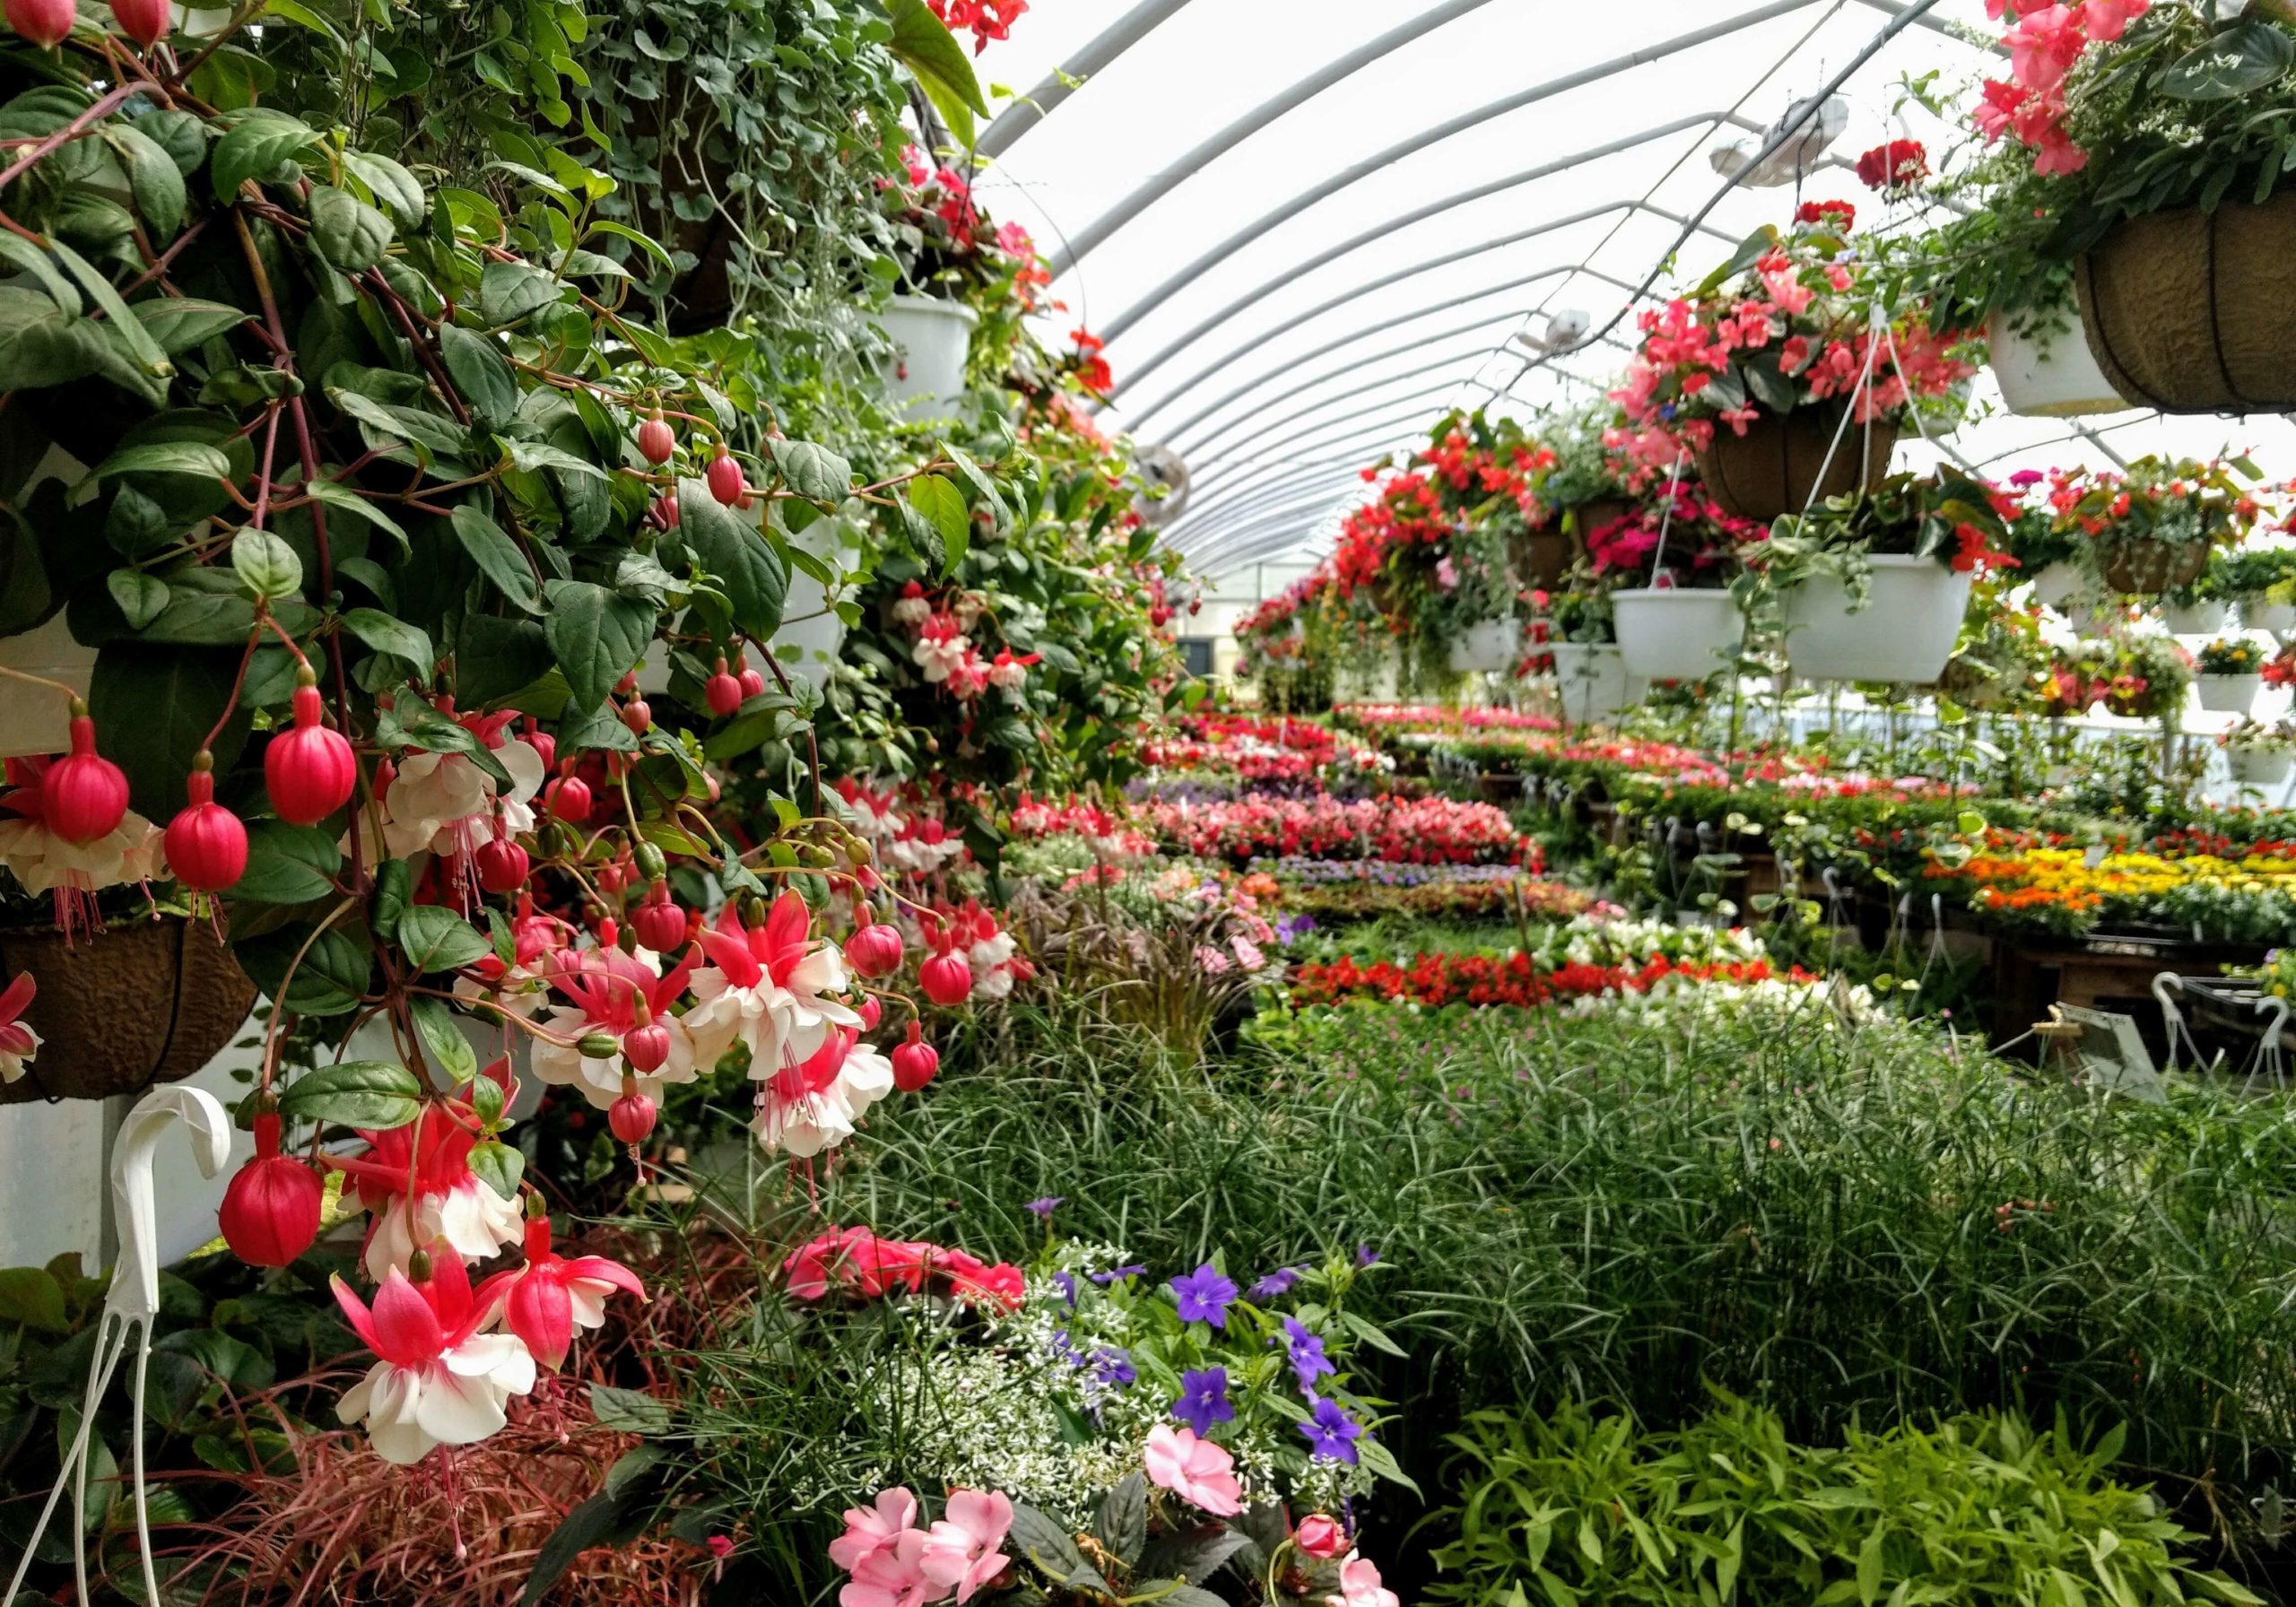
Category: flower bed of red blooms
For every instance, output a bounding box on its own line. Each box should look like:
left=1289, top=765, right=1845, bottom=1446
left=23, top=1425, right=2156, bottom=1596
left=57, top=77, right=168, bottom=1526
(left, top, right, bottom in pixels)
left=1290, top=951, right=1808, bottom=1010
left=1144, top=794, right=1525, bottom=865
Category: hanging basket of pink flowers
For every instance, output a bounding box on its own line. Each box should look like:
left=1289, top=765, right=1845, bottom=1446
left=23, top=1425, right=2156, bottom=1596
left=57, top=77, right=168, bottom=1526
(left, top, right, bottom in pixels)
left=1972, top=0, right=2296, bottom=412
left=1609, top=204, right=1977, bottom=523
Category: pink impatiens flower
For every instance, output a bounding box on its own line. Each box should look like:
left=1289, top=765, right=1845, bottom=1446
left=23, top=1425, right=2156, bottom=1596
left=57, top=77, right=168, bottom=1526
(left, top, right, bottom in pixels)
left=1325, top=1554, right=1401, bottom=1607
left=1143, top=1422, right=1243, bottom=1516
left=831, top=1487, right=921, bottom=1574
left=920, top=1489, right=1013, bottom=1603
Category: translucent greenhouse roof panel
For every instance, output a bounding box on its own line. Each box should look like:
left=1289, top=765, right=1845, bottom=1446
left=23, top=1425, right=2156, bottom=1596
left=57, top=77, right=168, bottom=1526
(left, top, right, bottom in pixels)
left=970, top=0, right=2296, bottom=568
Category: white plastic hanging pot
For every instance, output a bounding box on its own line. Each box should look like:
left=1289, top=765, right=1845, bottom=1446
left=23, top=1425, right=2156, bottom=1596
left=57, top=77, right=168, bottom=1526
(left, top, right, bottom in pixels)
left=771, top=511, right=858, bottom=674
left=2228, top=746, right=2293, bottom=786
left=1446, top=619, right=1519, bottom=674
left=2245, top=599, right=2296, bottom=635
left=877, top=295, right=978, bottom=420
left=0, top=614, right=95, bottom=759
left=2197, top=673, right=2262, bottom=715
left=2030, top=561, right=2085, bottom=612
left=1547, top=643, right=1643, bottom=723
left=2163, top=600, right=2228, bottom=635
left=1782, top=556, right=1971, bottom=683
left=1987, top=309, right=2135, bottom=419
left=1611, top=589, right=1743, bottom=682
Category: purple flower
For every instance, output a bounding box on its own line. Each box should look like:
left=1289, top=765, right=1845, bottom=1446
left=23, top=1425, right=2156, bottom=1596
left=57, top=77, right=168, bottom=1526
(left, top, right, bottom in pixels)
left=1299, top=1393, right=1362, bottom=1465
left=1169, top=1263, right=1239, bottom=1328
left=1091, top=1263, right=1148, bottom=1285
left=1051, top=1328, right=1089, bottom=1368
left=1277, top=1316, right=1335, bottom=1389
left=1250, top=1265, right=1303, bottom=1299
left=1173, top=1366, right=1234, bottom=1434
left=1053, top=1271, right=1079, bottom=1308
left=1025, top=1196, right=1064, bottom=1220
left=1355, top=1244, right=1380, bottom=1268
left=1095, top=1348, right=1136, bottom=1387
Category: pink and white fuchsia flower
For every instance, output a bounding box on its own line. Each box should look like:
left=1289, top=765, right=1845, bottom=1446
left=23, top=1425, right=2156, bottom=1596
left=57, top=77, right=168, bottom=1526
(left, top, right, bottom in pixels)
left=331, top=1255, right=536, bottom=1466
left=335, top=1086, right=526, bottom=1280
left=685, top=892, right=862, bottom=1079
left=352, top=710, right=546, bottom=864
left=891, top=580, right=934, bottom=627
left=0, top=974, right=37, bottom=1085
left=752, top=1025, right=897, bottom=1159
left=528, top=942, right=701, bottom=1108
left=912, top=613, right=973, bottom=683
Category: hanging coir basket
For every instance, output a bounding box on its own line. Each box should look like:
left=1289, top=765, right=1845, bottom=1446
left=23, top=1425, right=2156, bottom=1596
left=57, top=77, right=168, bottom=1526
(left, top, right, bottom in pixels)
left=1510, top=528, right=1576, bottom=590
left=2074, top=189, right=2296, bottom=413
left=0, top=917, right=256, bottom=1106
left=2095, top=536, right=2207, bottom=595
left=1694, top=407, right=1900, bottom=523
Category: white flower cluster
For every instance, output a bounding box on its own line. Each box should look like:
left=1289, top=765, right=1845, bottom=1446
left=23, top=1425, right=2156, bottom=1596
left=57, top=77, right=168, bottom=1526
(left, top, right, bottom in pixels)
left=1526, top=912, right=1770, bottom=970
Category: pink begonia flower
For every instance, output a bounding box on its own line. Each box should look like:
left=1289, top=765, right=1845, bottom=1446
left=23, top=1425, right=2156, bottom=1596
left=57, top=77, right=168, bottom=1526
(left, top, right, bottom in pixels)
left=1973, top=78, right=2024, bottom=142
left=841, top=1529, right=935, bottom=1607
left=920, top=1489, right=1013, bottom=1603
left=1325, top=1554, right=1401, bottom=1607
left=1143, top=1423, right=1243, bottom=1516
left=2004, top=4, right=2086, bottom=94
left=2081, top=0, right=2145, bottom=40
left=831, top=1488, right=920, bottom=1574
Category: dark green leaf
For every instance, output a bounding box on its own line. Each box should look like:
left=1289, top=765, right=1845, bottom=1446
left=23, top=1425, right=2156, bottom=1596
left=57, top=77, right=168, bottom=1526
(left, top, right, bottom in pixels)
left=107, top=569, right=167, bottom=630
left=275, top=1060, right=422, bottom=1130
left=2160, top=22, right=2293, bottom=99
left=370, top=857, right=412, bottom=942
left=543, top=578, right=655, bottom=711
left=106, top=123, right=187, bottom=238
left=767, top=437, right=851, bottom=503
left=678, top=478, right=787, bottom=640
left=478, top=261, right=562, bottom=326
left=0, top=285, right=104, bottom=390
left=884, top=0, right=987, bottom=143
left=344, top=151, right=423, bottom=222
left=230, top=528, right=302, bottom=599
left=231, top=821, right=341, bottom=904
left=132, top=298, right=249, bottom=355
left=587, top=1384, right=671, bottom=1435
left=521, top=1488, right=639, bottom=1607
left=396, top=905, right=492, bottom=974
left=456, top=612, right=553, bottom=704
left=209, top=110, right=317, bottom=199
left=300, top=479, right=410, bottom=556
left=450, top=504, right=543, bottom=613
left=91, top=441, right=230, bottom=481
left=1092, top=1473, right=1147, bottom=1568
left=0, top=1267, right=67, bottom=1333
left=438, top=324, right=518, bottom=431
left=411, top=995, right=478, bottom=1083
left=306, top=184, right=393, bottom=273
left=339, top=607, right=434, bottom=672
left=944, top=443, right=1009, bottom=533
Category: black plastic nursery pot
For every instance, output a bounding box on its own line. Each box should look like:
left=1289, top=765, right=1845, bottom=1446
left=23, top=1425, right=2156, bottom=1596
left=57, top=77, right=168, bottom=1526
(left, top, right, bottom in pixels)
left=0, top=916, right=256, bottom=1105
left=1693, top=407, right=1900, bottom=524
left=2075, top=187, right=2296, bottom=414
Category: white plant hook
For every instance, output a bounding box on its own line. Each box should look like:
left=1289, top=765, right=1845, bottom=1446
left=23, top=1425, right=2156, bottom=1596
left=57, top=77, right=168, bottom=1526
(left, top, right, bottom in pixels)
left=2253, top=993, right=2291, bottom=1095
left=4, top=1084, right=231, bottom=1607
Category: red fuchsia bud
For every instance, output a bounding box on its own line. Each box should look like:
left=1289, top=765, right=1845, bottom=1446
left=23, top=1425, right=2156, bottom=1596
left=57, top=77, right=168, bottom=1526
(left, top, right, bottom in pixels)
left=737, top=665, right=767, bottom=699
left=218, top=1110, right=323, bottom=1268
left=109, top=0, right=166, bottom=46
left=706, top=445, right=745, bottom=507
left=622, top=1021, right=671, bottom=1073
left=632, top=882, right=686, bottom=954
left=4, top=0, right=73, bottom=46
left=857, top=995, right=883, bottom=1031
left=622, top=698, right=652, bottom=734
left=595, top=916, right=620, bottom=950
left=522, top=717, right=555, bottom=773
left=265, top=677, right=358, bottom=826
left=649, top=491, right=680, bottom=531
left=614, top=673, right=638, bottom=698
left=636, top=412, right=675, bottom=465
left=474, top=836, right=529, bottom=894
left=845, top=916, right=905, bottom=980
left=42, top=710, right=129, bottom=845
left=597, top=862, right=627, bottom=896
left=547, top=774, right=592, bottom=823
left=891, top=1022, right=938, bottom=1091
left=609, top=1086, right=657, bottom=1144
left=1294, top=1516, right=1349, bottom=1560
left=705, top=659, right=743, bottom=717
left=919, top=951, right=974, bottom=1008
left=163, top=754, right=248, bottom=892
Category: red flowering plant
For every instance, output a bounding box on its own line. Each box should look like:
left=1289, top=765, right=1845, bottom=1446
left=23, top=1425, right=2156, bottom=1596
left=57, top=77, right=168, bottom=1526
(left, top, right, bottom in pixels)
left=1607, top=212, right=1978, bottom=480
left=1580, top=482, right=1766, bottom=592
left=877, top=145, right=1053, bottom=318
left=2037, top=456, right=2266, bottom=590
